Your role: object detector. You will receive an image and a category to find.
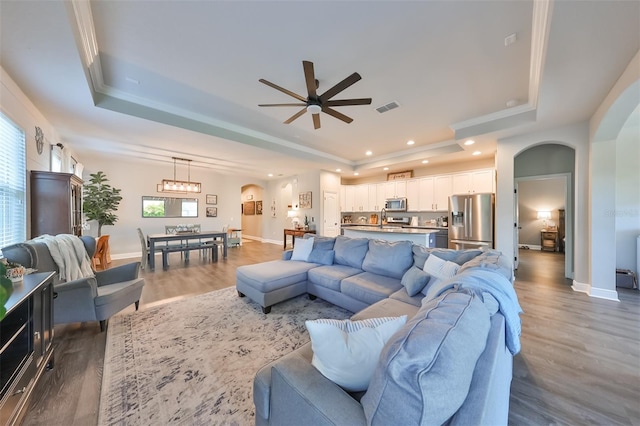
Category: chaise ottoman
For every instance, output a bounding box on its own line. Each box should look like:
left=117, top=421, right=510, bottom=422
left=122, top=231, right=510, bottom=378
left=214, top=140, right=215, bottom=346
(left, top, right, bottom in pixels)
left=236, top=260, right=318, bottom=313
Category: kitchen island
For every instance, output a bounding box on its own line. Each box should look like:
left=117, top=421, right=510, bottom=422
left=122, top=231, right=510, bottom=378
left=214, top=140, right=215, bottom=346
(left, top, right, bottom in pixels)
left=343, top=226, right=438, bottom=247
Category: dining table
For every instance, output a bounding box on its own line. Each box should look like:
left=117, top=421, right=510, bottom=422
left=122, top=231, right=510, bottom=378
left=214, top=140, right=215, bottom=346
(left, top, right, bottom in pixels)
left=147, top=230, right=228, bottom=271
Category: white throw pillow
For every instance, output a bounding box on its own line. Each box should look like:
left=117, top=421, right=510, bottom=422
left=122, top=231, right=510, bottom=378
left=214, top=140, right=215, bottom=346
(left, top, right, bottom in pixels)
left=422, top=254, right=460, bottom=293
left=306, top=316, right=407, bottom=392
left=291, top=237, right=314, bottom=261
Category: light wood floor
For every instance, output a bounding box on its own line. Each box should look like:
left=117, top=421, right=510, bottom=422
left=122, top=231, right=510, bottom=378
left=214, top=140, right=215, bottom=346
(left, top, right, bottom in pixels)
left=20, top=244, right=640, bottom=425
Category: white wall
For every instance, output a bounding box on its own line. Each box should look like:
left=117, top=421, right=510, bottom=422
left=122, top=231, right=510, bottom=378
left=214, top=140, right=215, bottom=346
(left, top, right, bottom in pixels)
left=614, top=107, right=640, bottom=274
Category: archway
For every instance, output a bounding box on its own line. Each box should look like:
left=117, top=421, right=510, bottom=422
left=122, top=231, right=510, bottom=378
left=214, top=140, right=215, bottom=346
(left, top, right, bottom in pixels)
left=241, top=184, right=264, bottom=241
left=514, top=144, right=575, bottom=279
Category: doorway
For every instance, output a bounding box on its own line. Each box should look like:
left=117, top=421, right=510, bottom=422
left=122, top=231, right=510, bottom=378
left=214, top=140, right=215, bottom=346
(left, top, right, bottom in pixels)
left=514, top=144, right=575, bottom=281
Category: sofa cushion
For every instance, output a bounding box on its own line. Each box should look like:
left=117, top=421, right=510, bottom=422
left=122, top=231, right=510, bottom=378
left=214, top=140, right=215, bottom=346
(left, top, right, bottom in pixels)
left=361, top=290, right=491, bottom=426
left=306, top=316, right=407, bottom=392
left=361, top=239, right=413, bottom=279
left=307, top=248, right=335, bottom=265
left=305, top=235, right=336, bottom=251
left=333, top=236, right=370, bottom=269
left=341, top=272, right=403, bottom=305
left=308, top=264, right=363, bottom=292
left=421, top=254, right=460, bottom=296
left=389, top=288, right=424, bottom=307
left=400, top=265, right=431, bottom=296
left=291, top=237, right=314, bottom=261
left=412, top=246, right=482, bottom=269
left=236, top=260, right=317, bottom=292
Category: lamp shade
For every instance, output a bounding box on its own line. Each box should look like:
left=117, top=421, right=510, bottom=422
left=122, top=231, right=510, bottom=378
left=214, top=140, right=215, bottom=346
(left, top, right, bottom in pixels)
left=537, top=211, right=551, bottom=220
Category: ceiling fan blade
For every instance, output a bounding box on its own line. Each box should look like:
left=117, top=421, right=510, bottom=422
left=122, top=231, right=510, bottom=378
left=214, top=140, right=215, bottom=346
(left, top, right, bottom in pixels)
left=284, top=108, right=307, bottom=124
left=303, top=61, right=317, bottom=99
left=322, top=106, right=353, bottom=124
left=258, top=103, right=307, bottom=107
left=259, top=79, right=306, bottom=102
left=324, top=98, right=372, bottom=107
left=319, top=72, right=362, bottom=101
left=312, top=113, right=321, bottom=129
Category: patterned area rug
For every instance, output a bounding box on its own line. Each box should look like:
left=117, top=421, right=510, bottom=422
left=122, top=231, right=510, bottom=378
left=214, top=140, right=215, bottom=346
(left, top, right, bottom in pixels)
left=98, top=287, right=351, bottom=425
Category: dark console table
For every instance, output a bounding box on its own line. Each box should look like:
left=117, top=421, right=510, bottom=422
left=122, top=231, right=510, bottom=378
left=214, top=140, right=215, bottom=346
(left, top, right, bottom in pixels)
left=283, top=228, right=316, bottom=250
left=1, top=272, right=55, bottom=426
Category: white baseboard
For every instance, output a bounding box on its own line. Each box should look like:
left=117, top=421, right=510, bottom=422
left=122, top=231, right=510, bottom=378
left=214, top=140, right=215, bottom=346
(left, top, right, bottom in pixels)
left=572, top=280, right=620, bottom=301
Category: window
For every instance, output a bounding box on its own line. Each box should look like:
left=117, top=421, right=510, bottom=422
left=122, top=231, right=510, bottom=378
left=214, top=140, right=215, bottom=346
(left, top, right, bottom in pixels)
left=0, top=112, right=26, bottom=248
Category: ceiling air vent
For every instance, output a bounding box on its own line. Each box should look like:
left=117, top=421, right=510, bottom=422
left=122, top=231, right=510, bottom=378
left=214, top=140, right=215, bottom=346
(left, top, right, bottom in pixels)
left=375, top=101, right=400, bottom=113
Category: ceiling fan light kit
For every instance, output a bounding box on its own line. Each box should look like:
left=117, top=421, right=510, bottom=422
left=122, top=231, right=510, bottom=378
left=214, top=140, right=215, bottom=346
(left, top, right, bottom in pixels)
left=259, top=60, right=372, bottom=129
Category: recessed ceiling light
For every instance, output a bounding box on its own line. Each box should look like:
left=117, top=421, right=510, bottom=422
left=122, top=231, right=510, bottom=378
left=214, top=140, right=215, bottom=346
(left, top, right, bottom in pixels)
left=407, top=140, right=415, bottom=145
left=336, top=168, right=342, bottom=172
left=365, top=151, right=372, bottom=156
left=472, top=151, right=481, bottom=156
left=383, top=167, right=389, bottom=171
left=422, top=160, right=429, bottom=164
left=354, top=172, right=359, bottom=176
left=267, top=173, right=273, bottom=177
left=464, top=140, right=475, bottom=146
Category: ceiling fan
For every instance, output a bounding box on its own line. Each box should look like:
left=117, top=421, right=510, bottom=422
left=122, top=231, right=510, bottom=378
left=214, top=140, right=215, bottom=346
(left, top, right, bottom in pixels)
left=258, top=60, right=372, bottom=129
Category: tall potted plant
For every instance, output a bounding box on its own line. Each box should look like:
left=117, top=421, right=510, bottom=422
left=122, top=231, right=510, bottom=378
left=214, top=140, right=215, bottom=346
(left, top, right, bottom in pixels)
left=83, top=171, right=123, bottom=236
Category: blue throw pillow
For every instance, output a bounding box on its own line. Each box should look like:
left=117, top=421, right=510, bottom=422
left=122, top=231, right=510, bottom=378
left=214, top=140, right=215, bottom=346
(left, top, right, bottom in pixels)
left=401, top=266, right=431, bottom=296
left=308, top=249, right=335, bottom=265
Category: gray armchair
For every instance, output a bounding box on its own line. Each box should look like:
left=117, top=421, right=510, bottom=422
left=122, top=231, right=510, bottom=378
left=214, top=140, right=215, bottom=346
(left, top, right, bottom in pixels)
left=2, top=235, right=145, bottom=331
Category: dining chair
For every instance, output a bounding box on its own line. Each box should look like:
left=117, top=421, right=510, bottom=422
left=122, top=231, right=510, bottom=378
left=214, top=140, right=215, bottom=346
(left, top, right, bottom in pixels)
left=137, top=228, right=150, bottom=270
left=92, top=235, right=110, bottom=270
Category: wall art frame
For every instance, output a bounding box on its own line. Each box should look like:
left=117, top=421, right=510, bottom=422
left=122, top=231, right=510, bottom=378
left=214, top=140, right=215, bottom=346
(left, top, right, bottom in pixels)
left=299, top=191, right=312, bottom=209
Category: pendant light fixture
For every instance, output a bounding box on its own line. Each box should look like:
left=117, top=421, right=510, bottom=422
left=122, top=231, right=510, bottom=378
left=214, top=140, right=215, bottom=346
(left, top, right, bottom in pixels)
left=157, top=157, right=201, bottom=193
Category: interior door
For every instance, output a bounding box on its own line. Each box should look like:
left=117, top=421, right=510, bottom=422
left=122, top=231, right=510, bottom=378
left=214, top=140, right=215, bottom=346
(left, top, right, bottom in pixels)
left=323, top=191, right=340, bottom=237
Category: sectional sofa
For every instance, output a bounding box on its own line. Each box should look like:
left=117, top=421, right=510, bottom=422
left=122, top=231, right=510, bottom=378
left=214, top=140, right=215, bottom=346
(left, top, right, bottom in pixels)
left=235, top=235, right=521, bottom=425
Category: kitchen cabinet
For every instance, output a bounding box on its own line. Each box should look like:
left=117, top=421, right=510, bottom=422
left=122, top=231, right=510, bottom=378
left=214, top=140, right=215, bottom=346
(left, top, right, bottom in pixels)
left=405, top=180, right=419, bottom=211
left=339, top=186, right=346, bottom=211
left=452, top=169, right=494, bottom=194
left=343, top=185, right=355, bottom=212
left=355, top=184, right=369, bottom=211
left=368, top=184, right=385, bottom=211
left=418, top=177, right=435, bottom=211
left=30, top=171, right=83, bottom=237
left=1, top=272, right=55, bottom=426
left=384, top=181, right=406, bottom=199
left=433, top=175, right=452, bottom=211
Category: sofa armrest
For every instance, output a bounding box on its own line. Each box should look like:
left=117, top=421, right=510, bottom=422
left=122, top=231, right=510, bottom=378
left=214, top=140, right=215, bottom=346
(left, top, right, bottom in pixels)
left=269, top=352, right=366, bottom=426
left=95, top=262, right=140, bottom=286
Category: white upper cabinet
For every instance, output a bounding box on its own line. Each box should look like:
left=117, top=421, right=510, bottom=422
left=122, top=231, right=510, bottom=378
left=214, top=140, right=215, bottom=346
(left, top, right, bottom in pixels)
left=355, top=184, right=369, bottom=211
left=433, top=175, right=452, bottom=211
left=340, top=169, right=493, bottom=213
left=452, top=169, right=494, bottom=194
left=405, top=180, right=419, bottom=211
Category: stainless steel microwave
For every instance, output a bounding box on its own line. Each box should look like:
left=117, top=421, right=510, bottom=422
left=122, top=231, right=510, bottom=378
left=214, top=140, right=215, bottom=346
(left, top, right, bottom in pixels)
left=384, top=197, right=407, bottom=212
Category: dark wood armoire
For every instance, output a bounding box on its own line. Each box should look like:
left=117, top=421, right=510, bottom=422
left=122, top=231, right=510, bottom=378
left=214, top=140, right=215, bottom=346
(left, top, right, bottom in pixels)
left=30, top=171, right=83, bottom=237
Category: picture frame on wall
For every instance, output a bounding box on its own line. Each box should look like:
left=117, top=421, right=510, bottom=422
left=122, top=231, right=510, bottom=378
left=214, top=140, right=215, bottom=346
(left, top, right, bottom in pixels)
left=206, top=194, right=217, bottom=205
left=206, top=207, right=217, bottom=217
left=256, top=200, right=263, bottom=215
left=243, top=201, right=255, bottom=215
left=299, top=191, right=312, bottom=209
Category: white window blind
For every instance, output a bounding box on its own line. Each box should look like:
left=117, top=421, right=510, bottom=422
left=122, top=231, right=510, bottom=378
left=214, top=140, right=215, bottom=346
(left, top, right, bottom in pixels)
left=0, top=112, right=26, bottom=248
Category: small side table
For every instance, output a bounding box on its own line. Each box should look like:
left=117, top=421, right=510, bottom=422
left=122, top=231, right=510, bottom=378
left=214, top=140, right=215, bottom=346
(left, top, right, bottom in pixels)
left=283, top=228, right=316, bottom=250
left=540, top=230, right=558, bottom=252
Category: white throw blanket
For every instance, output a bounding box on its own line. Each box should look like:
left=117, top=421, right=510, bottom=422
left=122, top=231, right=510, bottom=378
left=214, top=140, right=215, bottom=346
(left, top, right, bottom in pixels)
left=32, top=234, right=95, bottom=282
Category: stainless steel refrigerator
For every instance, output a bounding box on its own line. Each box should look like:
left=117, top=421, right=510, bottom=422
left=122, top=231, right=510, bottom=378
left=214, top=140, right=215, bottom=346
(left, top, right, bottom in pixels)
left=448, top=193, right=495, bottom=250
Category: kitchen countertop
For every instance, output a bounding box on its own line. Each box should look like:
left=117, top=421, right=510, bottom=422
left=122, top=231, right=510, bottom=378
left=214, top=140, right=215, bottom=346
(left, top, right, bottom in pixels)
left=342, top=226, right=440, bottom=234
left=341, top=224, right=448, bottom=231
